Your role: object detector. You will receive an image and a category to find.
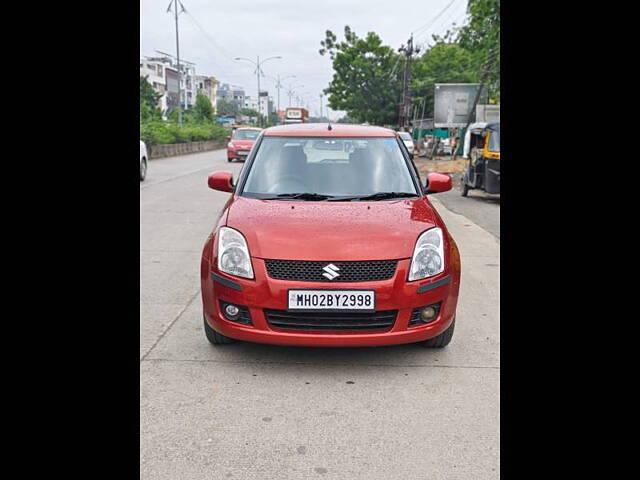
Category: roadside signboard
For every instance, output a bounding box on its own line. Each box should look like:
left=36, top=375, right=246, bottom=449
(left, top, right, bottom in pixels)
left=434, top=83, right=488, bottom=128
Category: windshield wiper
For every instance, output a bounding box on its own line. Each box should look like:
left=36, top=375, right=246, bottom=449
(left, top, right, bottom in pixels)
left=328, top=192, right=418, bottom=201
left=260, top=192, right=334, bottom=201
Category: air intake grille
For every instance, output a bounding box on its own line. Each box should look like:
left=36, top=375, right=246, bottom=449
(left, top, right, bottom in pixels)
left=264, top=259, right=398, bottom=283
left=265, top=309, right=397, bottom=332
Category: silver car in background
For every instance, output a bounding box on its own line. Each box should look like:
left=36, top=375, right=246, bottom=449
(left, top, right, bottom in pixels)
left=397, top=131, right=415, bottom=158
left=140, top=140, right=148, bottom=181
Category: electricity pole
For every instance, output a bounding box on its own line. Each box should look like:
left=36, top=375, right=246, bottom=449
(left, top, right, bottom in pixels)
left=167, top=0, right=185, bottom=124
left=397, top=35, right=420, bottom=130
left=457, top=48, right=496, bottom=158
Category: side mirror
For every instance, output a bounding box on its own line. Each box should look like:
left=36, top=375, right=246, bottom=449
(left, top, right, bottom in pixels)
left=208, top=171, right=234, bottom=192
left=226, top=136, right=231, bottom=142
left=424, top=173, right=452, bottom=194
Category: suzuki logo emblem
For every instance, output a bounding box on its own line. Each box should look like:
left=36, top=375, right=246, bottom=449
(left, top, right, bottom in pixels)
left=322, top=263, right=340, bottom=280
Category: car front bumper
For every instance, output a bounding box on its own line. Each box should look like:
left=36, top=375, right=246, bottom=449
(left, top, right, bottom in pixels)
left=202, top=258, right=459, bottom=347
left=227, top=148, right=250, bottom=160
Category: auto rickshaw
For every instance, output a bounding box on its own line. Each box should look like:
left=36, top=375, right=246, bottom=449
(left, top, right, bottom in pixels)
left=460, top=122, right=500, bottom=196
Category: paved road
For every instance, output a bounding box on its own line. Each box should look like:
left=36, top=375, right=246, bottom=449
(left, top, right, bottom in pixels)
left=436, top=173, right=500, bottom=239
left=140, top=150, right=500, bottom=479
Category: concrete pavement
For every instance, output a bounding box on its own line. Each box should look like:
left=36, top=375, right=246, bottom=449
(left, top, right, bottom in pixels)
left=436, top=173, right=500, bottom=239
left=140, top=150, right=500, bottom=479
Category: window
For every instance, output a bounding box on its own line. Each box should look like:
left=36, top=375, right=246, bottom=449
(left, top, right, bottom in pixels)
left=232, top=129, right=261, bottom=141
left=487, top=129, right=500, bottom=152
left=242, top=137, right=418, bottom=198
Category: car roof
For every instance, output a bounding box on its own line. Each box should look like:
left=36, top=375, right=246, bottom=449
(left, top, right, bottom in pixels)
left=236, top=127, right=262, bottom=130
left=263, top=123, right=396, bottom=138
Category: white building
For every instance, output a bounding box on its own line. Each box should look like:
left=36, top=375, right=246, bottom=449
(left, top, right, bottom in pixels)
left=195, top=75, right=219, bottom=114
left=244, top=92, right=273, bottom=117
left=140, top=56, right=169, bottom=114
left=140, top=54, right=201, bottom=114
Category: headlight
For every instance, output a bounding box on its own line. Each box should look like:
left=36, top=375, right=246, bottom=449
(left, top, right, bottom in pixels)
left=227, top=142, right=235, bottom=148
left=408, top=228, right=445, bottom=281
left=217, top=227, right=254, bottom=279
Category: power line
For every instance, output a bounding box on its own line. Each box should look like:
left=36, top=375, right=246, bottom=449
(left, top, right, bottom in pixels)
left=414, top=0, right=468, bottom=46
left=411, top=0, right=460, bottom=36
left=182, top=9, right=235, bottom=63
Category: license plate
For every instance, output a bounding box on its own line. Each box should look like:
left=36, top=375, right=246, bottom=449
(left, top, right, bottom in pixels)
left=237, top=150, right=249, bottom=156
left=288, top=290, right=375, bottom=311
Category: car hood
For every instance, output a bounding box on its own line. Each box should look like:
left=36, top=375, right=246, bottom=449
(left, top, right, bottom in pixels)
left=230, top=140, right=255, bottom=148
left=226, top=196, right=438, bottom=261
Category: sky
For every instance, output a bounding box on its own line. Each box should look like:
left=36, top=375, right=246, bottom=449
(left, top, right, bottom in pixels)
left=140, top=0, right=469, bottom=120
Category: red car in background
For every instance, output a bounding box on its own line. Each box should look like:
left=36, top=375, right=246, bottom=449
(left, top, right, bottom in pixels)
left=227, top=127, right=262, bottom=162
left=203, top=123, right=460, bottom=348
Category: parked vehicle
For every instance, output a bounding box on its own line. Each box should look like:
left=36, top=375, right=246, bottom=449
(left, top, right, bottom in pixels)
left=397, top=131, right=415, bottom=158
left=201, top=123, right=461, bottom=348
left=227, top=127, right=262, bottom=162
left=140, top=140, right=148, bottom=181
left=460, top=122, right=500, bottom=196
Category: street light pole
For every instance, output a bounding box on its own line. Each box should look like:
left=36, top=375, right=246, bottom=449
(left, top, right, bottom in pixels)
left=319, top=93, right=323, bottom=119
left=256, top=55, right=261, bottom=126
left=235, top=55, right=282, bottom=127
left=286, top=83, right=304, bottom=108
left=275, top=74, right=295, bottom=121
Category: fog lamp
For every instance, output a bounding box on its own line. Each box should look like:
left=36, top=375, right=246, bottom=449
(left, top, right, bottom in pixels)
left=421, top=306, right=437, bottom=321
left=224, top=304, right=240, bottom=319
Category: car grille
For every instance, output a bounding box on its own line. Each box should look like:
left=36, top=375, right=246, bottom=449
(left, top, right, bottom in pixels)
left=264, top=309, right=397, bottom=332
left=264, top=259, right=398, bottom=283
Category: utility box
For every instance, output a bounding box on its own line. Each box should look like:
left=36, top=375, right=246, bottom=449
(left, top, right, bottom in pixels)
left=476, top=104, right=500, bottom=123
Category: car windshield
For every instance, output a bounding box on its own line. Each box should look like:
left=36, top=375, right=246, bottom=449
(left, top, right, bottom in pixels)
left=398, top=132, right=412, bottom=141
left=488, top=129, right=500, bottom=152
left=241, top=137, right=418, bottom=199
left=233, top=129, right=260, bottom=140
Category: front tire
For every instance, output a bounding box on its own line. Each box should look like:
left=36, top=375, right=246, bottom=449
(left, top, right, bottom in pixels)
left=204, top=315, right=236, bottom=345
left=227, top=157, right=233, bottom=163
left=421, top=319, right=455, bottom=348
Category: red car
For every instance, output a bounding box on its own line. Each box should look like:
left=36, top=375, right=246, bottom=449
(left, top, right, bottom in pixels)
left=227, top=127, right=262, bottom=162
left=202, top=123, right=461, bottom=348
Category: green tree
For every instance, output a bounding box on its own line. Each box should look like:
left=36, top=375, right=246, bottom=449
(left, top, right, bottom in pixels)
left=336, top=114, right=358, bottom=124
left=216, top=98, right=239, bottom=117
left=193, top=92, right=214, bottom=122
left=411, top=40, right=478, bottom=118
left=319, top=26, right=402, bottom=125
left=240, top=107, right=260, bottom=118
left=140, top=75, right=162, bottom=120
left=457, top=0, right=500, bottom=101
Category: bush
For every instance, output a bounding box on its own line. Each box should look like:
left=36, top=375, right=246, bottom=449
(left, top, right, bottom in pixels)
left=140, top=120, right=228, bottom=146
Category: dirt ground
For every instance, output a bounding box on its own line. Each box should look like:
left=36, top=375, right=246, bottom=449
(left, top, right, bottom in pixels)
left=414, top=154, right=467, bottom=176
